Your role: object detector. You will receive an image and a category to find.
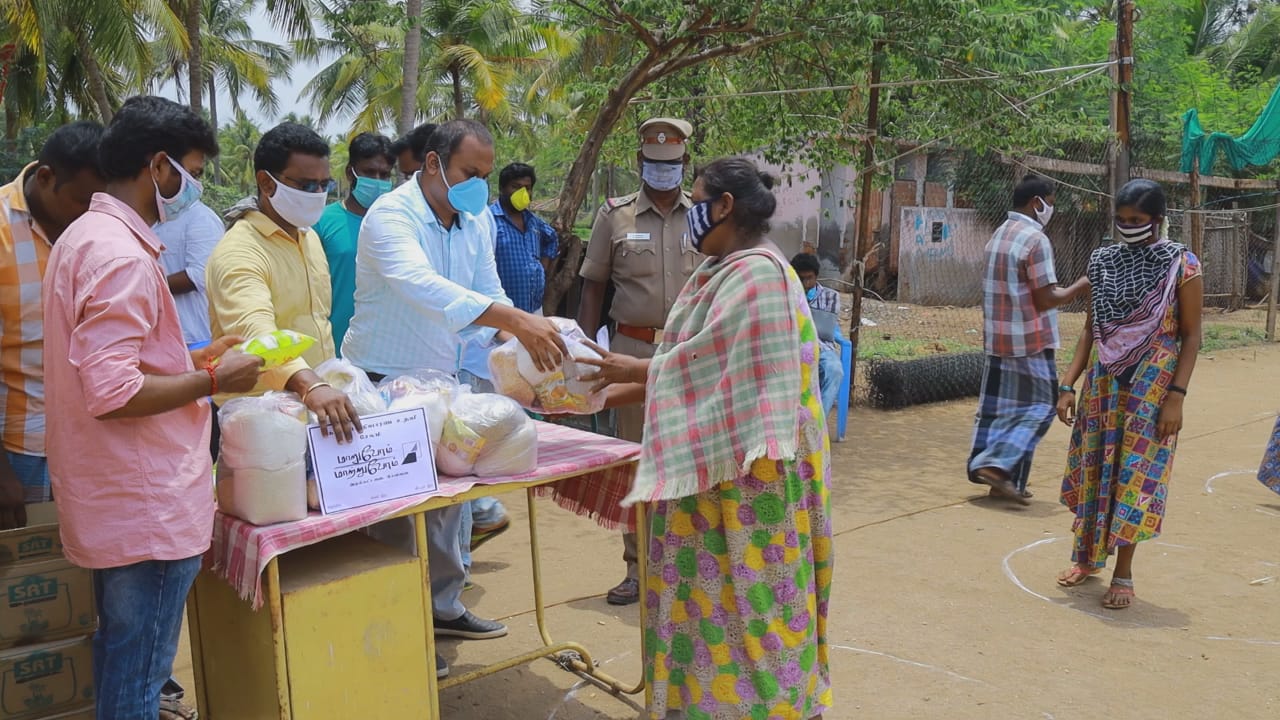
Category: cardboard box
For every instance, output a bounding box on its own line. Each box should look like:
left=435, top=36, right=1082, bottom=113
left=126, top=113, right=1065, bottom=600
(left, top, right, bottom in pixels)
left=0, top=636, right=94, bottom=720
left=0, top=561, right=94, bottom=650
left=0, top=506, right=62, bottom=568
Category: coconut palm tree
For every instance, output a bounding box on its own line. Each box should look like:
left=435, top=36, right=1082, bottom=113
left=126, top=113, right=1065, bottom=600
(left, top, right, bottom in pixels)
left=151, top=0, right=292, bottom=124
left=218, top=109, right=263, bottom=190
left=2, top=0, right=187, bottom=124
left=304, top=0, right=573, bottom=132
left=1209, top=2, right=1280, bottom=80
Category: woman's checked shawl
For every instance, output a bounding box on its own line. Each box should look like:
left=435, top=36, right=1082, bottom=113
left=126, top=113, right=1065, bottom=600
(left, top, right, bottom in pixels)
left=1088, top=239, right=1186, bottom=379
left=623, top=247, right=817, bottom=506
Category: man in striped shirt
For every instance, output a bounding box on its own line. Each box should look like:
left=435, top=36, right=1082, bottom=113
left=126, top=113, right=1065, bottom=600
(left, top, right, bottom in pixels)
left=968, top=175, right=1089, bottom=503
left=0, top=123, right=105, bottom=528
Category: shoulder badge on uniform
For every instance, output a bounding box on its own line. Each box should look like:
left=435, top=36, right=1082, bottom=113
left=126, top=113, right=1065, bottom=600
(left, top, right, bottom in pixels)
left=605, top=192, right=639, bottom=210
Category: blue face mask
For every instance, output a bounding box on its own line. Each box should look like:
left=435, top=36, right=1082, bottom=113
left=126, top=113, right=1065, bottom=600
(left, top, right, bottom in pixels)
left=155, top=156, right=202, bottom=224
left=806, top=286, right=818, bottom=301
left=352, top=175, right=393, bottom=209
left=440, top=167, right=490, bottom=216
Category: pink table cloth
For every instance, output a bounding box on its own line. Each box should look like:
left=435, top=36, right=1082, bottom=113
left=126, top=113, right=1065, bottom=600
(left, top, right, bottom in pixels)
left=209, top=422, right=638, bottom=608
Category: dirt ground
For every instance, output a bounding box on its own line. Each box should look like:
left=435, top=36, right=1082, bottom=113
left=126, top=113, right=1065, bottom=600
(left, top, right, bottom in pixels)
left=173, top=342, right=1280, bottom=719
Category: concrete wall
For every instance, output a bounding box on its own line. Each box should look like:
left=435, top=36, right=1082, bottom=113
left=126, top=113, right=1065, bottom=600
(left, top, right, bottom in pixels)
left=751, top=154, right=855, bottom=274
left=897, top=207, right=991, bottom=306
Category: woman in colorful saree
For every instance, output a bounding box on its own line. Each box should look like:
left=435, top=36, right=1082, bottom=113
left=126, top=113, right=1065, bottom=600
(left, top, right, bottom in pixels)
left=1055, top=178, right=1203, bottom=609
left=577, top=156, right=833, bottom=720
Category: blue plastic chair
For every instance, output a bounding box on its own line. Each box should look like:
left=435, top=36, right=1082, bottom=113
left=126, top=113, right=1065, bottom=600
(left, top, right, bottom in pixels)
left=832, top=328, right=853, bottom=442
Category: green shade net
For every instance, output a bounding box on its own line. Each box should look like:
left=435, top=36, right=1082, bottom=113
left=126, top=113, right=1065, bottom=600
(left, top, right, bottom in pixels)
left=1181, top=83, right=1280, bottom=173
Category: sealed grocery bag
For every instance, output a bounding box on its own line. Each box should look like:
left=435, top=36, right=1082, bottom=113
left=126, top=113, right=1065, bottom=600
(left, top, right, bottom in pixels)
left=436, top=389, right=537, bottom=477
left=237, top=329, right=316, bottom=369
left=216, top=393, right=309, bottom=524
left=314, top=357, right=387, bottom=416
left=488, top=317, right=606, bottom=415
left=378, top=370, right=459, bottom=448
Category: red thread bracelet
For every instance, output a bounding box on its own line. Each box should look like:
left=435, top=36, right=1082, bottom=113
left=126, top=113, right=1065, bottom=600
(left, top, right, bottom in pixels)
left=205, top=363, right=218, bottom=395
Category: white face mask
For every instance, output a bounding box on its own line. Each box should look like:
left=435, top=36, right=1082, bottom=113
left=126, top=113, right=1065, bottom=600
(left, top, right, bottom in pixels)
left=641, top=161, right=685, bottom=192
left=1034, top=197, right=1054, bottom=227
left=267, top=173, right=328, bottom=229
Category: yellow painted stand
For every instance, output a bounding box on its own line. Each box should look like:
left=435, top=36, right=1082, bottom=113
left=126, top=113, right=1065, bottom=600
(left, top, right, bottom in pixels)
left=188, top=471, right=648, bottom=719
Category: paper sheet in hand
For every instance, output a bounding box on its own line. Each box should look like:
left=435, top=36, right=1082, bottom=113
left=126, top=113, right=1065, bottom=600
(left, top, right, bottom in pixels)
left=308, top=408, right=438, bottom=514
left=596, top=326, right=610, bottom=352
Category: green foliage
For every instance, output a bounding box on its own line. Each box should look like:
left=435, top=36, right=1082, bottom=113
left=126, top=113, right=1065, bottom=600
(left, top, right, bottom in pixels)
left=0, top=123, right=57, bottom=184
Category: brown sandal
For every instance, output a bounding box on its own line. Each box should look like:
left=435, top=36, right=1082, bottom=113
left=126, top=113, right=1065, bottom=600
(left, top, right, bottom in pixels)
left=974, top=468, right=1031, bottom=506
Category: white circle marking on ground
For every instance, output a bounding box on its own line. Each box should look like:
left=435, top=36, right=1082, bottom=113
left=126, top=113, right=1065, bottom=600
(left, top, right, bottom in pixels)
left=1003, top=534, right=1280, bottom=645
left=1203, top=469, right=1255, bottom=494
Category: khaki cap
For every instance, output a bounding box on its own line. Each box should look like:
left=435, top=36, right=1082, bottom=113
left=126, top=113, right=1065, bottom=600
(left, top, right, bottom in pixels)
left=639, top=118, right=693, bottom=161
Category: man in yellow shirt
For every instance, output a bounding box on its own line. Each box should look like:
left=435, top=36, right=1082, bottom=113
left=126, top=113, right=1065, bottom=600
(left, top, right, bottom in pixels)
left=206, top=123, right=360, bottom=441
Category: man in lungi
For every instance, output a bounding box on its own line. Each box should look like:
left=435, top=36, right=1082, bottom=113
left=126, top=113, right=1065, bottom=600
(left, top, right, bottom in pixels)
left=969, top=175, right=1089, bottom=504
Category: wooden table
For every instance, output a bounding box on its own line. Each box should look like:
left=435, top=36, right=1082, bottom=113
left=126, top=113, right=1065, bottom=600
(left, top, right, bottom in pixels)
left=186, top=423, right=647, bottom=719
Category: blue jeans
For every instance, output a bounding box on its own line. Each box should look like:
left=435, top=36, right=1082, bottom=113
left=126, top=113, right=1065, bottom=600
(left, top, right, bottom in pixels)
left=92, top=556, right=202, bottom=720
left=817, top=342, right=845, bottom=418
left=5, top=451, right=49, bottom=503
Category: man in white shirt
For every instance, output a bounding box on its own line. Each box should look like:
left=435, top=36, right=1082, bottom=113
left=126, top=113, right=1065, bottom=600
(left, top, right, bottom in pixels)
left=157, top=197, right=226, bottom=466
left=157, top=200, right=223, bottom=350
left=344, top=119, right=564, bottom=680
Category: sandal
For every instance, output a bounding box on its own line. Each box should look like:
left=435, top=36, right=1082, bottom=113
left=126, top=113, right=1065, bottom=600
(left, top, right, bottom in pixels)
left=989, top=487, right=1034, bottom=500
left=1056, top=565, right=1100, bottom=587
left=1102, top=577, right=1135, bottom=609
left=159, top=697, right=199, bottom=720
left=974, top=468, right=1031, bottom=506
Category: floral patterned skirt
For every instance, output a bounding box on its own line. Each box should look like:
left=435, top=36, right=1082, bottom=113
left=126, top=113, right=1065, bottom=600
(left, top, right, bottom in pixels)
left=644, top=452, right=833, bottom=720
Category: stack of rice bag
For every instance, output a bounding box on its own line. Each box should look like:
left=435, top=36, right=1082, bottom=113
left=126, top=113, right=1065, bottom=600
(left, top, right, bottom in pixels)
left=215, top=341, right=545, bottom=525
left=216, top=392, right=310, bottom=525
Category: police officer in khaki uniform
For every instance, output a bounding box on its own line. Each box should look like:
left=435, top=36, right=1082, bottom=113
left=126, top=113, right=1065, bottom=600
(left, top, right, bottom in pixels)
left=578, top=117, right=702, bottom=605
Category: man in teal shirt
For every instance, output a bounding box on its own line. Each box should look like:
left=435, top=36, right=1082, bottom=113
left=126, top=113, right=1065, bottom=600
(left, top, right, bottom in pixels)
left=314, top=132, right=394, bottom=354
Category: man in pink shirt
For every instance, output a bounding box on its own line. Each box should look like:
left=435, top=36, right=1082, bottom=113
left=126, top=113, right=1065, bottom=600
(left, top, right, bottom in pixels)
left=43, top=96, right=263, bottom=720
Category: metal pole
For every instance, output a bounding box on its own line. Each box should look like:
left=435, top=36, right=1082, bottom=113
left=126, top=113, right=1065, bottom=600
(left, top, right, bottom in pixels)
left=1268, top=202, right=1280, bottom=341
left=1189, top=159, right=1204, bottom=257
left=1113, top=0, right=1135, bottom=195
left=848, top=41, right=884, bottom=400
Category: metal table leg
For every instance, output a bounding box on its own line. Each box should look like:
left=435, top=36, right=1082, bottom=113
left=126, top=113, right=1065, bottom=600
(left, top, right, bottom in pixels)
left=437, top=489, right=648, bottom=698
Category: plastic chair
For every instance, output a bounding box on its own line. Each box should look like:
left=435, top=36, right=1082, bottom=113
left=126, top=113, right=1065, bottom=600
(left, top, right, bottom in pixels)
left=832, top=328, right=853, bottom=442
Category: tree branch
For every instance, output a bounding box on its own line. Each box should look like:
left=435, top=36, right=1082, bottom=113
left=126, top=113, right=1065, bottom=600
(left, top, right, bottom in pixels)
left=604, top=0, right=660, bottom=50
left=676, top=6, right=716, bottom=37
left=643, top=31, right=801, bottom=83
left=563, top=0, right=623, bottom=30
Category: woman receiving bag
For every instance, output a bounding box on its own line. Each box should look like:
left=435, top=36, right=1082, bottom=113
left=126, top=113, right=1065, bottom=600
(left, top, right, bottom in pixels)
left=579, top=157, right=833, bottom=720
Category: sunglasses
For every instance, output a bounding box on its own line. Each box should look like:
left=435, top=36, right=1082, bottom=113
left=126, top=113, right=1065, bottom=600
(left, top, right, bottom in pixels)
left=280, top=175, right=338, bottom=194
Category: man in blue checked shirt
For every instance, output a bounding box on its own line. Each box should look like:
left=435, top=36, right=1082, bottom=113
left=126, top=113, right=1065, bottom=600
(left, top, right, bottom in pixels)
left=490, top=163, right=559, bottom=314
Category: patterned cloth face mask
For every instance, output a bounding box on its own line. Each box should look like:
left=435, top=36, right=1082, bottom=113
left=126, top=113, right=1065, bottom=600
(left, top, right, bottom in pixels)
left=1116, top=221, right=1155, bottom=245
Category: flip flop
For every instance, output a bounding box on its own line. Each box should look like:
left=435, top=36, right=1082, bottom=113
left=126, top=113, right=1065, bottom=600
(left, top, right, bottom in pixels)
left=1102, top=577, right=1135, bottom=609
left=1056, top=565, right=1100, bottom=587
